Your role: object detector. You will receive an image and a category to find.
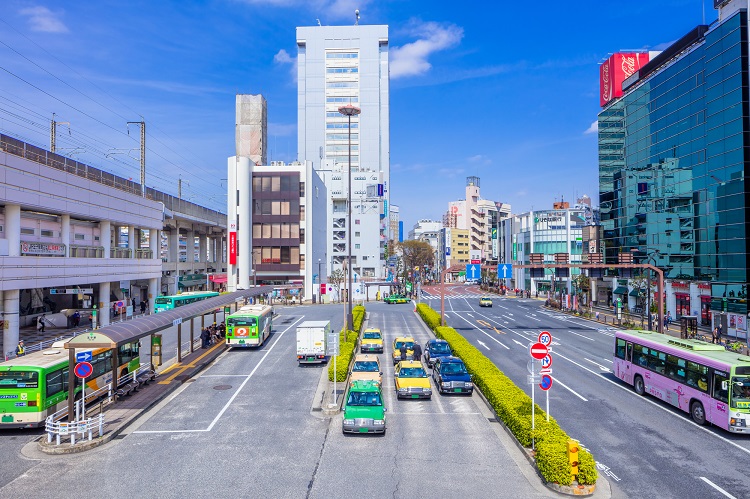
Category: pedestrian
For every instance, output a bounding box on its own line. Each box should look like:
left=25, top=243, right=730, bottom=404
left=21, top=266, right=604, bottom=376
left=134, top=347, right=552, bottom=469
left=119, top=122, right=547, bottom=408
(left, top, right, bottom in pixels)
left=712, top=326, right=719, bottom=344
left=72, top=311, right=81, bottom=327
left=664, top=314, right=669, bottom=331
left=140, top=300, right=146, bottom=314
left=200, top=328, right=210, bottom=349
left=37, top=314, right=45, bottom=333
left=399, top=342, right=407, bottom=362
left=15, top=340, right=25, bottom=357
left=412, top=342, right=423, bottom=363
left=717, top=323, right=723, bottom=344
left=667, top=311, right=672, bottom=326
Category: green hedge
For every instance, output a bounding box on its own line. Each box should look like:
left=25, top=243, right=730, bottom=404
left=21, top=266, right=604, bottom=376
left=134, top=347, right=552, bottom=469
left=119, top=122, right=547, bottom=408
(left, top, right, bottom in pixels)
left=328, top=305, right=365, bottom=382
left=417, top=303, right=597, bottom=486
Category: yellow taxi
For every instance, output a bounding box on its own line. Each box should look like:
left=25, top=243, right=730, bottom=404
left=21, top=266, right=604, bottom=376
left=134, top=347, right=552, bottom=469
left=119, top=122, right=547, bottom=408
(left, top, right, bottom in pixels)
left=349, top=354, right=383, bottom=386
left=479, top=296, right=493, bottom=307
left=394, top=360, right=432, bottom=399
left=361, top=328, right=384, bottom=353
left=391, top=336, right=415, bottom=365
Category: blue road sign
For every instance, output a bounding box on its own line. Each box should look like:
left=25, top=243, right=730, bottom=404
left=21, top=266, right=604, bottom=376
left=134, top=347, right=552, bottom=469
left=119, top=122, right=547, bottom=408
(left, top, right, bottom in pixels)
left=465, top=264, right=480, bottom=280
left=498, top=263, right=513, bottom=279
left=76, top=351, right=92, bottom=362
left=74, top=361, right=93, bottom=379
left=539, top=374, right=553, bottom=391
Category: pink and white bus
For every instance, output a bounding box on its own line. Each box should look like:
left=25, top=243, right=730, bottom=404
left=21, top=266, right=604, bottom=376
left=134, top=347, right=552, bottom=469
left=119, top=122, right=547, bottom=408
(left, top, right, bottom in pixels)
left=614, top=330, right=750, bottom=433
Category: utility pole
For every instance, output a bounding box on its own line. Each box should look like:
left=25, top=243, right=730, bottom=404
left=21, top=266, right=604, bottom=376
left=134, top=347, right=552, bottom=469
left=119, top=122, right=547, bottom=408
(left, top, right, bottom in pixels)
left=50, top=113, right=70, bottom=153
left=127, top=120, right=146, bottom=197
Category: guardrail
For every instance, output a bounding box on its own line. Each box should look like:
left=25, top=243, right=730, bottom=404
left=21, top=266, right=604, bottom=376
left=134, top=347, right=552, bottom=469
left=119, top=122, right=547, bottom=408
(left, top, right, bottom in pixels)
left=46, top=414, right=105, bottom=446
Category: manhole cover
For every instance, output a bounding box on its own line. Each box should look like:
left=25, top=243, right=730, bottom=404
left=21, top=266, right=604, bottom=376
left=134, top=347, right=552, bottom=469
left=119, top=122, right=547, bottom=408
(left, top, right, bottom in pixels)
left=213, top=385, right=232, bottom=391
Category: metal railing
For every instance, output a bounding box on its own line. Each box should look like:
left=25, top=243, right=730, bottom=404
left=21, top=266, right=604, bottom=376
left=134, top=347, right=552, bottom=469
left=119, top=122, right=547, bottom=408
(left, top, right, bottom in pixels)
left=46, top=413, right=105, bottom=446
left=69, top=245, right=105, bottom=258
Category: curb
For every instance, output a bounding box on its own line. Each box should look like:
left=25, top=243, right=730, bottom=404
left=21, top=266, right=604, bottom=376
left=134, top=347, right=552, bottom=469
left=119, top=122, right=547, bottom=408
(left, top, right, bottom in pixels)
left=38, top=343, right=227, bottom=454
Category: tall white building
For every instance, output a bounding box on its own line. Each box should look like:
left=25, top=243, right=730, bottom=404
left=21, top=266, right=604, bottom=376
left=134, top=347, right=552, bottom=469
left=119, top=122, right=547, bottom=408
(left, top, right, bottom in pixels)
left=297, top=24, right=390, bottom=287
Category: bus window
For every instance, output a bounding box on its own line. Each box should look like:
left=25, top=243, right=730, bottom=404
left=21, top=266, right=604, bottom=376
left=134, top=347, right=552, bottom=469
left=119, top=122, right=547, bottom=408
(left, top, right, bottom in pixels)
left=46, top=368, right=69, bottom=397
left=615, top=339, right=626, bottom=359
left=713, top=371, right=729, bottom=403
left=626, top=342, right=633, bottom=362
left=686, top=361, right=708, bottom=392
left=0, top=371, right=39, bottom=389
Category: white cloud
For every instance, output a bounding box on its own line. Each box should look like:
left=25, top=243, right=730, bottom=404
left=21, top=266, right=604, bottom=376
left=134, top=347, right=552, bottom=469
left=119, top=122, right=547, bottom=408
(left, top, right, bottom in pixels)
left=467, top=154, right=491, bottom=165
left=274, top=49, right=294, bottom=64
left=584, top=121, right=598, bottom=135
left=268, top=122, right=296, bottom=136
left=391, top=21, right=463, bottom=79
left=19, top=6, right=69, bottom=33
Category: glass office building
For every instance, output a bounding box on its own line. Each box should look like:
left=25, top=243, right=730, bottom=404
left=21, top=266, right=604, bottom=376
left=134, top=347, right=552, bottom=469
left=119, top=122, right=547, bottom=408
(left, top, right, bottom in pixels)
left=599, top=9, right=750, bottom=327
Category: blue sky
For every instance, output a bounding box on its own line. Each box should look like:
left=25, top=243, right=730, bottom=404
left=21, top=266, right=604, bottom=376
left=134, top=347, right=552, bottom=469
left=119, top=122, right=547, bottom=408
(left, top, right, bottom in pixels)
left=0, top=1, right=718, bottom=230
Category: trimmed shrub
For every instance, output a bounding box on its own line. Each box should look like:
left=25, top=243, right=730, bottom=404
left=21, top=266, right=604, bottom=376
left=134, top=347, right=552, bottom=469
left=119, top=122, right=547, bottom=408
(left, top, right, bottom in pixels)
left=418, top=303, right=597, bottom=485
left=328, top=305, right=366, bottom=382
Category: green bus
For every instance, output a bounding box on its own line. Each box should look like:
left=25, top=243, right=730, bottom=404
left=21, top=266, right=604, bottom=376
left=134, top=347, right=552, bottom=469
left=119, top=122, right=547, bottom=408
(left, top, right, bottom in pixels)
left=154, top=291, right=219, bottom=313
left=0, top=340, right=140, bottom=428
left=226, top=305, right=273, bottom=348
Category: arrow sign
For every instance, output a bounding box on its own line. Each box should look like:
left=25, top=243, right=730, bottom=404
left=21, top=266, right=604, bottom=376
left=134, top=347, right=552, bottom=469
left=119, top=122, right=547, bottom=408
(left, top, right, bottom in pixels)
left=498, top=263, right=513, bottom=279
left=538, top=331, right=552, bottom=346
left=76, top=351, right=92, bottom=363
left=541, top=354, right=552, bottom=369
left=477, top=340, right=490, bottom=350
left=529, top=342, right=549, bottom=360
left=540, top=374, right=553, bottom=391
left=465, top=264, right=480, bottom=280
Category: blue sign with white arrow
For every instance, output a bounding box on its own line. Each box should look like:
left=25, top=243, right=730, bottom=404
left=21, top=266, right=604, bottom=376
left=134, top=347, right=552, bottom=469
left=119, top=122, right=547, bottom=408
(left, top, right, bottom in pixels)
left=76, top=351, right=92, bottom=362
left=498, top=263, right=513, bottom=279
left=465, top=264, right=480, bottom=280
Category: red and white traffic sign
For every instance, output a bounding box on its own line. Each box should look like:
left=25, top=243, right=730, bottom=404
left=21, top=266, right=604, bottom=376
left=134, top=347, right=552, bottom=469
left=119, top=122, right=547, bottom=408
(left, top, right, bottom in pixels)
left=529, top=342, right=548, bottom=360
left=538, top=331, right=552, bottom=346
left=539, top=374, right=553, bottom=391
left=540, top=354, right=552, bottom=369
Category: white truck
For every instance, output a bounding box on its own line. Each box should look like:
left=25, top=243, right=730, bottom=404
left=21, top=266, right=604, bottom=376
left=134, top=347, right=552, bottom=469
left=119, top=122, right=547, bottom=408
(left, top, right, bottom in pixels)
left=296, top=320, right=331, bottom=364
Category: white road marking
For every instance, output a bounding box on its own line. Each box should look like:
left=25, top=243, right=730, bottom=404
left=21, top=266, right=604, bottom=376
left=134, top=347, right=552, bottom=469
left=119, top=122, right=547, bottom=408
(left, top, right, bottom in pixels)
left=567, top=330, right=595, bottom=341
left=554, top=378, right=588, bottom=402
left=602, top=359, right=613, bottom=364
left=698, top=477, right=737, bottom=499
left=584, top=358, right=611, bottom=372
left=596, top=462, right=621, bottom=482
left=512, top=339, right=526, bottom=348
left=477, top=340, right=490, bottom=350
left=134, top=316, right=303, bottom=434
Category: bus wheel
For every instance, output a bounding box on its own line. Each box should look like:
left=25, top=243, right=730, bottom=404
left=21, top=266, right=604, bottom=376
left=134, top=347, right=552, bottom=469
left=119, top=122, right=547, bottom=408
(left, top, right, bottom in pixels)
left=634, top=375, right=645, bottom=395
left=691, top=401, right=706, bottom=425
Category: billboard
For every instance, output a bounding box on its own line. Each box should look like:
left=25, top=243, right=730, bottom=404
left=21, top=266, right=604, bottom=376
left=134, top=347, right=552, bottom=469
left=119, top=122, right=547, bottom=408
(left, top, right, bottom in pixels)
left=229, top=231, right=237, bottom=265
left=600, top=52, right=650, bottom=107
left=470, top=249, right=481, bottom=264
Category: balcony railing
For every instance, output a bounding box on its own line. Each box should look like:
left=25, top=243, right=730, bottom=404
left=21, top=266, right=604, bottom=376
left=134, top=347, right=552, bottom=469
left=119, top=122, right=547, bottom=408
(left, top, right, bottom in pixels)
left=111, top=247, right=132, bottom=259
left=70, top=245, right=104, bottom=258
left=135, top=248, right=153, bottom=259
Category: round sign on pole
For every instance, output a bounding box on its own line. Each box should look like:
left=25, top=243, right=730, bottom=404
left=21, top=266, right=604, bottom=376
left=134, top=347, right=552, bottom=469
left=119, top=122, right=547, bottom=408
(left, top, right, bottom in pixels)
left=74, top=361, right=93, bottom=379
left=529, top=342, right=548, bottom=360
left=540, top=374, right=553, bottom=391
left=538, top=331, right=552, bottom=346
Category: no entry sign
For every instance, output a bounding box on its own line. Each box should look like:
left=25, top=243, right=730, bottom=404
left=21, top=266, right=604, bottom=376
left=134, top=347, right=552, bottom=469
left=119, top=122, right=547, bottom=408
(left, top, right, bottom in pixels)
left=529, top=342, right=548, bottom=360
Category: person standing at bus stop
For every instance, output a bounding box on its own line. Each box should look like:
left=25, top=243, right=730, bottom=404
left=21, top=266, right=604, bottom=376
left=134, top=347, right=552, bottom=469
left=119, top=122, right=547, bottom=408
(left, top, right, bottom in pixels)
left=200, top=328, right=210, bottom=349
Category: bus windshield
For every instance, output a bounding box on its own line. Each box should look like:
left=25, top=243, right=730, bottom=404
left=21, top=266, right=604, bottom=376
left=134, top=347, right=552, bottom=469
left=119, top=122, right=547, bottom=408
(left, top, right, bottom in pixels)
left=0, top=371, right=39, bottom=389
left=731, top=377, right=750, bottom=408
left=228, top=317, right=257, bottom=327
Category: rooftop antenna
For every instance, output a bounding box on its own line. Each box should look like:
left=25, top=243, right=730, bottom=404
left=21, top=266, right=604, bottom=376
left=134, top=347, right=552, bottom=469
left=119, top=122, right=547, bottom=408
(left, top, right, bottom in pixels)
left=316, top=18, right=321, bottom=26
left=355, top=9, right=360, bottom=25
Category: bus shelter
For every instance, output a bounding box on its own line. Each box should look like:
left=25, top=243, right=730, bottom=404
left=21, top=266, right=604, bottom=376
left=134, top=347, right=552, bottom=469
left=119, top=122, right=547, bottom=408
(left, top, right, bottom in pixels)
left=62, top=287, right=272, bottom=421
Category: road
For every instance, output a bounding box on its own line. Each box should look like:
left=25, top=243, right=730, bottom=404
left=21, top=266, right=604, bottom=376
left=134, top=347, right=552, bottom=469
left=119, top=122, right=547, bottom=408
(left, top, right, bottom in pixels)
left=421, top=286, right=750, bottom=499
left=0, top=302, right=549, bottom=498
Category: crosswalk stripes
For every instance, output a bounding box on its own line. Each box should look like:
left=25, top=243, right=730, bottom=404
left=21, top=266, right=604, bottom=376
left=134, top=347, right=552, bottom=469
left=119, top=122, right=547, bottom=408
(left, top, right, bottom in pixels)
left=422, top=294, right=485, bottom=299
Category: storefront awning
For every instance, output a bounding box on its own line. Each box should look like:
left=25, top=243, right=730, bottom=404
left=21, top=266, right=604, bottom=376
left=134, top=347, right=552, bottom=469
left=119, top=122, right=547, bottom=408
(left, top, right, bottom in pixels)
left=629, top=289, right=641, bottom=297
left=613, top=286, right=628, bottom=295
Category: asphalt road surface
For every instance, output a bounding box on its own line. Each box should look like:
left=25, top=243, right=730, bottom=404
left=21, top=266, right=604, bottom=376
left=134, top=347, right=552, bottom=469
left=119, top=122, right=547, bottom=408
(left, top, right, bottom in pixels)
left=0, top=302, right=549, bottom=498
left=423, top=291, right=750, bottom=499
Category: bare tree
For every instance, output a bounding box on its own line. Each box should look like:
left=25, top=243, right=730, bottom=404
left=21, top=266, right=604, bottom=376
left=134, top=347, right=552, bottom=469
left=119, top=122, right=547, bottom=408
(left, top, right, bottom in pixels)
left=630, top=273, right=649, bottom=328
left=398, top=240, right=434, bottom=275
left=572, top=273, right=591, bottom=312
left=328, top=269, right=345, bottom=303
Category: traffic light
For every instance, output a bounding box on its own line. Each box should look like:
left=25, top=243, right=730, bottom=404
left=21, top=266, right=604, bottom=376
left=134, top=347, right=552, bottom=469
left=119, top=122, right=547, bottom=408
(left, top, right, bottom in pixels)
left=567, top=439, right=579, bottom=477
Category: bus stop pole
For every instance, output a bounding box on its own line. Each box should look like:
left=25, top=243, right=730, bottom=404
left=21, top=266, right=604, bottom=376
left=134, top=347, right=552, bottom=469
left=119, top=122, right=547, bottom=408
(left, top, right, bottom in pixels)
left=67, top=348, right=75, bottom=421
left=177, top=322, right=182, bottom=363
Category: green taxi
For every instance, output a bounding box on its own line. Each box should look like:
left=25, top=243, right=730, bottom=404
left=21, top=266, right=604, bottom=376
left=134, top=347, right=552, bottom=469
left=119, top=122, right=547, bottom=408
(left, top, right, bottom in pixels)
left=384, top=293, right=409, bottom=304
left=342, top=380, right=386, bottom=434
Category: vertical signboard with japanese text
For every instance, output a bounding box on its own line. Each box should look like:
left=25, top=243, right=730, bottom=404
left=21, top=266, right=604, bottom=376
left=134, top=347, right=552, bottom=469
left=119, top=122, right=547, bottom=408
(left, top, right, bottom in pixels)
left=229, top=231, right=237, bottom=265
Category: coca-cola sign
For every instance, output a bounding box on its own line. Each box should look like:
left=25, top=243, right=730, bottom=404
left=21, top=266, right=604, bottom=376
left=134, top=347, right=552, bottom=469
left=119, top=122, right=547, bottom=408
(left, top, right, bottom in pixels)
left=600, top=52, right=650, bottom=107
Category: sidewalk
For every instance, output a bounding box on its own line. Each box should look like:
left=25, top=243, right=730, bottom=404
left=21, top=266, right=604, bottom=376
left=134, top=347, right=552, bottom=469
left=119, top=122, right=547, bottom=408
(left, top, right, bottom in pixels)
left=38, top=338, right=227, bottom=454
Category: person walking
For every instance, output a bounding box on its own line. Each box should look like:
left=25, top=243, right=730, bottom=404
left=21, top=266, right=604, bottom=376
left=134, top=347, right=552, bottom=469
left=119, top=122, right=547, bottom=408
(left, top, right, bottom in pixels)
left=664, top=314, right=669, bottom=332
left=37, top=314, right=45, bottom=333
left=399, top=342, right=407, bottom=362
left=140, top=300, right=146, bottom=314
left=717, top=323, right=723, bottom=344
left=712, top=326, right=720, bottom=344
left=15, top=340, right=25, bottom=357
left=412, top=342, right=423, bottom=363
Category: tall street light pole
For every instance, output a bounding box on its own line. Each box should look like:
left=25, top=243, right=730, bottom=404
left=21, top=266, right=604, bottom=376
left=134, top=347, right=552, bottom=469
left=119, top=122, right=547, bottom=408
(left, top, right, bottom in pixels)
left=646, top=249, right=660, bottom=331
left=338, top=103, right=361, bottom=330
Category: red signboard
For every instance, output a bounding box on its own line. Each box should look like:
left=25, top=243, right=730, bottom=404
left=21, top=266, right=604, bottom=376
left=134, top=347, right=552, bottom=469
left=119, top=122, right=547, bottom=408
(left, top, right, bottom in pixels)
left=600, top=52, right=650, bottom=107
left=529, top=343, right=548, bottom=360
left=320, top=283, right=326, bottom=295
left=229, top=231, right=237, bottom=265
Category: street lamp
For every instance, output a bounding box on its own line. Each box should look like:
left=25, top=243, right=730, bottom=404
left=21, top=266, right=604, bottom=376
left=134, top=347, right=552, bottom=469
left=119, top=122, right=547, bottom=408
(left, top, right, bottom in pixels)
left=338, top=103, right=361, bottom=330
left=318, top=258, right=323, bottom=305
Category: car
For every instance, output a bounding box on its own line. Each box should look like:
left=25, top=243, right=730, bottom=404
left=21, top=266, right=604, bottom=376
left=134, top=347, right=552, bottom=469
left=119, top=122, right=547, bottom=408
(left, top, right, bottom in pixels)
left=342, top=380, right=386, bottom=434
left=394, top=360, right=432, bottom=399
left=464, top=279, right=479, bottom=285
left=479, top=296, right=493, bottom=307
left=349, top=354, right=383, bottom=386
left=391, top=336, right=415, bottom=365
left=423, top=339, right=452, bottom=367
left=384, top=293, right=409, bottom=304
left=433, top=356, right=474, bottom=395
left=361, top=328, right=384, bottom=353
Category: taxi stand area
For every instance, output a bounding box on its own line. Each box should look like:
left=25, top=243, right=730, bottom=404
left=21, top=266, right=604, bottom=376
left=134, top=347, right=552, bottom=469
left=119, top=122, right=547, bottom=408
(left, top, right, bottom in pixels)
left=48, top=287, right=272, bottom=446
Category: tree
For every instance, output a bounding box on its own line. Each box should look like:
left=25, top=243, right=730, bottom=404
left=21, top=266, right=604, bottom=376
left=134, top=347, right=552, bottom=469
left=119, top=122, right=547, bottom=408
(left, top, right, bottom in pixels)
left=571, top=273, right=590, bottom=311
left=328, top=269, right=345, bottom=303
left=398, top=240, right=434, bottom=276
left=630, top=273, right=649, bottom=328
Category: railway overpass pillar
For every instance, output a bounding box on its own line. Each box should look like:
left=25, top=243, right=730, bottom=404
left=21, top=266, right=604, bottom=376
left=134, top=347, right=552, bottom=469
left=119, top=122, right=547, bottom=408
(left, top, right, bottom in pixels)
left=99, top=281, right=111, bottom=328
left=3, top=289, right=19, bottom=360
left=148, top=277, right=158, bottom=314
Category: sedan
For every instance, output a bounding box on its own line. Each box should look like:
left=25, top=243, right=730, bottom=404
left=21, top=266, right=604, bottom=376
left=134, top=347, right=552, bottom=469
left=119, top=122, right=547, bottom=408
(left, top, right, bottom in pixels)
left=433, top=357, right=473, bottom=395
